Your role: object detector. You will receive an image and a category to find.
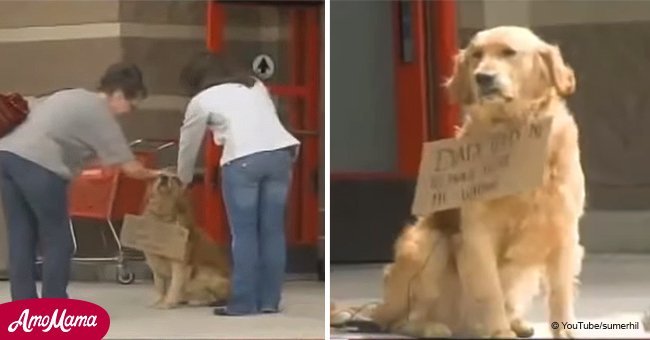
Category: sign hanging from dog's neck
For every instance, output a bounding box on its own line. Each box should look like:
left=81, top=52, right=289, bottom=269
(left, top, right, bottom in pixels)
left=411, top=116, right=553, bottom=216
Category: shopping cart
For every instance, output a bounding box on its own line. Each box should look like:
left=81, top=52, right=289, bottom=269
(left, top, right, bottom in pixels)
left=36, top=139, right=176, bottom=285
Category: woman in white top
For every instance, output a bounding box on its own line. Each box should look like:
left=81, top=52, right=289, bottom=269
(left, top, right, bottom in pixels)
left=177, top=52, right=300, bottom=316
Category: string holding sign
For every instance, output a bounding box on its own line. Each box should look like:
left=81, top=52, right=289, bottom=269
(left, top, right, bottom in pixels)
left=411, top=116, right=554, bottom=216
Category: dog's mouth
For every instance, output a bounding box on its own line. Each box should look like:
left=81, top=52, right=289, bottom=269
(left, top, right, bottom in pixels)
left=152, top=185, right=181, bottom=199
left=154, top=183, right=181, bottom=194
left=480, top=86, right=500, bottom=96
left=478, top=89, right=514, bottom=103
left=155, top=185, right=172, bottom=193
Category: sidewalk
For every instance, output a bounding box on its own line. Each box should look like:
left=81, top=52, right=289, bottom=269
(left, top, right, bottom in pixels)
left=0, top=279, right=325, bottom=339
left=331, top=254, right=650, bottom=339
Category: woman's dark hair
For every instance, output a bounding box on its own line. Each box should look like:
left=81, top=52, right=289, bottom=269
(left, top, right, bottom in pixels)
left=180, top=51, right=257, bottom=96
left=98, top=62, right=148, bottom=100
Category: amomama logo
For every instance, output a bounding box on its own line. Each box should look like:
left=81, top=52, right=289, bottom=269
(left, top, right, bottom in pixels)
left=0, top=298, right=110, bottom=340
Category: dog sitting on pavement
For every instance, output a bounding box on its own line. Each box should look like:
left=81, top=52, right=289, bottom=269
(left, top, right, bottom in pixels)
left=142, top=170, right=231, bottom=309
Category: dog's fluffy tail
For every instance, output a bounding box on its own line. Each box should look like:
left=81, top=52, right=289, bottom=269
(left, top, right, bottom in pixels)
left=371, top=215, right=451, bottom=330
left=197, top=267, right=230, bottom=301
left=209, top=274, right=230, bottom=301
left=186, top=267, right=231, bottom=303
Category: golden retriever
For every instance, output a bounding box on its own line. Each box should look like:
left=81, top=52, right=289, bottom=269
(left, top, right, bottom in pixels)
left=143, top=172, right=231, bottom=309
left=333, top=26, right=586, bottom=339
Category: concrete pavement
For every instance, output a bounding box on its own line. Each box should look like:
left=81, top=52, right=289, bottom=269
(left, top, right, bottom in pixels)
left=331, top=254, right=650, bottom=339
left=0, top=279, right=325, bottom=339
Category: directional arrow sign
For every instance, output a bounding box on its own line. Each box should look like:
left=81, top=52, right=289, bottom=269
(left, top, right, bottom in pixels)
left=252, top=54, right=275, bottom=80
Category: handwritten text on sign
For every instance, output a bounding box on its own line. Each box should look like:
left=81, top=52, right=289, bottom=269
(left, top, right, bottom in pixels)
left=411, top=117, right=553, bottom=216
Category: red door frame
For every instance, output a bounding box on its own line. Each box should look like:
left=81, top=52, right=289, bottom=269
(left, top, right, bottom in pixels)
left=330, top=0, right=459, bottom=181
left=203, top=0, right=322, bottom=247
left=433, top=0, right=461, bottom=140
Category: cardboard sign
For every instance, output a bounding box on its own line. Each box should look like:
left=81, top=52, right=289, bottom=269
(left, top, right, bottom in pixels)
left=411, top=117, right=553, bottom=216
left=120, top=214, right=190, bottom=262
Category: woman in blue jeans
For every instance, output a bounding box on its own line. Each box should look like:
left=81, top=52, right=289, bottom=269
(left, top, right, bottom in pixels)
left=0, top=63, right=161, bottom=300
left=177, top=52, right=299, bottom=315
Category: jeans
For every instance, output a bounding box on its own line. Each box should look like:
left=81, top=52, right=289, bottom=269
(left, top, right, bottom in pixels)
left=221, top=147, right=294, bottom=314
left=0, top=151, right=73, bottom=300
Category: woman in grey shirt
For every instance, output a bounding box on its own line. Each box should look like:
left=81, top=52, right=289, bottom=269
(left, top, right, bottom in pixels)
left=0, top=63, right=161, bottom=301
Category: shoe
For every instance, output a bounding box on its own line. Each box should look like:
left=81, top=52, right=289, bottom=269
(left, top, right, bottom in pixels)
left=212, top=306, right=254, bottom=316
left=260, top=308, right=280, bottom=314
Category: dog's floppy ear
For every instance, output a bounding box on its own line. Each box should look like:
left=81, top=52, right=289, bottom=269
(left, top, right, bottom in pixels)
left=539, top=44, right=575, bottom=97
left=445, top=49, right=475, bottom=105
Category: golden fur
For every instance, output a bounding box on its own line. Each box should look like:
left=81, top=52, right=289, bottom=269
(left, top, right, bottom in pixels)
left=142, top=172, right=231, bottom=309
left=336, top=26, right=585, bottom=338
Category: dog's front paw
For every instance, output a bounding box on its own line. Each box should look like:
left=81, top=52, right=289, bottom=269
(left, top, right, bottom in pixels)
left=471, top=322, right=517, bottom=338
left=394, top=322, right=422, bottom=337
left=551, top=328, right=574, bottom=339
left=187, top=300, right=211, bottom=307
left=422, top=322, right=452, bottom=338
left=155, top=300, right=180, bottom=309
left=149, top=296, right=164, bottom=308
left=468, top=323, right=489, bottom=338
left=394, top=321, right=450, bottom=338
left=511, top=318, right=535, bottom=338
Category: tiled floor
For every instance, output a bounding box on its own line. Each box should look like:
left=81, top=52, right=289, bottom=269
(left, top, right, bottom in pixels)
left=0, top=279, right=325, bottom=339
left=331, top=254, right=650, bottom=339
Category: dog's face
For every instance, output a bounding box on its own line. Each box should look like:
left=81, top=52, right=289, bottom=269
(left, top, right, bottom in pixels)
left=447, top=26, right=575, bottom=106
left=146, top=171, right=186, bottom=219
left=150, top=172, right=184, bottom=200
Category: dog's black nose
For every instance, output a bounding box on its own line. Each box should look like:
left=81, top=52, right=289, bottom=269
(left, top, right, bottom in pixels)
left=475, top=73, right=496, bottom=87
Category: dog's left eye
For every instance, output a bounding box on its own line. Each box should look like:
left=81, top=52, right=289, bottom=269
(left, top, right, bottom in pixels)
left=502, top=48, right=517, bottom=57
